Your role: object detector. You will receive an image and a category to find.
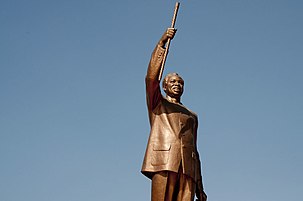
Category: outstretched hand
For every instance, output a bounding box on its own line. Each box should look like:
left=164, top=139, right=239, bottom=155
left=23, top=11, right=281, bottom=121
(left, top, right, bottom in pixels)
left=196, top=191, right=207, bottom=201
left=158, top=28, right=177, bottom=48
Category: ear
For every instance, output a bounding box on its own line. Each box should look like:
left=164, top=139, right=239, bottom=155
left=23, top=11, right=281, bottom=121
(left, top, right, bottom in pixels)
left=163, top=83, right=167, bottom=92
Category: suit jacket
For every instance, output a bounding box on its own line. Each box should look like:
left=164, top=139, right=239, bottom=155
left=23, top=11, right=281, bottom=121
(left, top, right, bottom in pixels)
left=141, top=45, right=203, bottom=182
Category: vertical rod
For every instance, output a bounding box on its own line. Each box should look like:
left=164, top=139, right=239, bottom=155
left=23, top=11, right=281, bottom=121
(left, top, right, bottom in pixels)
left=158, top=2, right=180, bottom=81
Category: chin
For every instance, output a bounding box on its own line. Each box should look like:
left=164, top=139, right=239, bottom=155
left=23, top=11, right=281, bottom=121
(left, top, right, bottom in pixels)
left=177, top=92, right=183, bottom=96
left=175, top=94, right=182, bottom=98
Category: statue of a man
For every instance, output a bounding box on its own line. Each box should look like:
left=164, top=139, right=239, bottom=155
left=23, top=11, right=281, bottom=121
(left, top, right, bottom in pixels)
left=141, top=28, right=207, bottom=201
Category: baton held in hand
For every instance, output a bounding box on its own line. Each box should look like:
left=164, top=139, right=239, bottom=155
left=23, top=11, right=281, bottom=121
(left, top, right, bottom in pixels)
left=158, top=2, right=180, bottom=81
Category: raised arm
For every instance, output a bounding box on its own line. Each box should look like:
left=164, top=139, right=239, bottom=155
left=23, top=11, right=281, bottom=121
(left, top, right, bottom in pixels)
left=145, top=28, right=177, bottom=112
left=146, top=28, right=177, bottom=80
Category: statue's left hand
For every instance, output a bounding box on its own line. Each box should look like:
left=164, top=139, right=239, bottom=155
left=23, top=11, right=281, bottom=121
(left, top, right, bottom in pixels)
left=196, top=179, right=206, bottom=201
left=196, top=191, right=207, bottom=201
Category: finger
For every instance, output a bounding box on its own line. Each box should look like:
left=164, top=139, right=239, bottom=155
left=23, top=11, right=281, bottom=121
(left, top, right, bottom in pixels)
left=167, top=28, right=176, bottom=33
left=166, top=30, right=174, bottom=35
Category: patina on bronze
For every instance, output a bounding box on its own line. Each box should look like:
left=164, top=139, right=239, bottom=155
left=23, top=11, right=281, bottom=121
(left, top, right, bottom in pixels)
left=141, top=7, right=207, bottom=201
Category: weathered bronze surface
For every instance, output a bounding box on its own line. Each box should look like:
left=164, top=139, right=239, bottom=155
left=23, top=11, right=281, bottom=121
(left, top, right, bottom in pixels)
left=141, top=28, right=207, bottom=201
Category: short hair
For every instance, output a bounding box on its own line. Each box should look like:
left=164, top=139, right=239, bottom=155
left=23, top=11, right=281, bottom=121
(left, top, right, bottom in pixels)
left=162, top=72, right=183, bottom=89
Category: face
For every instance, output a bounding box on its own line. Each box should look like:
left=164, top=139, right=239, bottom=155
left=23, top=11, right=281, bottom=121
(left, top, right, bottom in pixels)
left=164, top=75, right=184, bottom=98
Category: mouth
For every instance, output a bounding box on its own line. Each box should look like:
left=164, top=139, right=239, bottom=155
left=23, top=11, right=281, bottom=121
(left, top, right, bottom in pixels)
left=172, top=86, right=181, bottom=92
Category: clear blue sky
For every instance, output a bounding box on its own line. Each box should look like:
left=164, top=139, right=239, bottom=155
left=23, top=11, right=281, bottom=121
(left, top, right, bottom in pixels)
left=1, top=0, right=302, bottom=201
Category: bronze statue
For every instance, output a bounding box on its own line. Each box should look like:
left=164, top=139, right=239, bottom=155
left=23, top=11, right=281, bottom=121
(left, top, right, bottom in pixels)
left=141, top=28, right=207, bottom=201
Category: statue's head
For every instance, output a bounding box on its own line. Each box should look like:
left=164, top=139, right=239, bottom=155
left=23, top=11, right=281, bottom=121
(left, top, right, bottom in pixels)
left=162, top=73, right=184, bottom=99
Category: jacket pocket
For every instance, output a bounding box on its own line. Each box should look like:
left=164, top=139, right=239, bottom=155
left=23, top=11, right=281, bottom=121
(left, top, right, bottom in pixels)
left=151, top=143, right=171, bottom=166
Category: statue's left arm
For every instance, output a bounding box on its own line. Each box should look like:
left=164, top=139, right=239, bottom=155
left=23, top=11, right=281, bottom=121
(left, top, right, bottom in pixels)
left=194, top=117, right=207, bottom=201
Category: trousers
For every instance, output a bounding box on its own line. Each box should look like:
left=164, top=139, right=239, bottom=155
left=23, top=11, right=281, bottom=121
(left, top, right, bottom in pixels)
left=151, top=165, right=195, bottom=201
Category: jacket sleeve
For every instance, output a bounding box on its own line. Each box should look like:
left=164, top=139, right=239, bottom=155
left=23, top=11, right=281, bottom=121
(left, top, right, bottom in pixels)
left=194, top=116, right=205, bottom=192
left=145, top=45, right=166, bottom=112
left=146, top=45, right=166, bottom=80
